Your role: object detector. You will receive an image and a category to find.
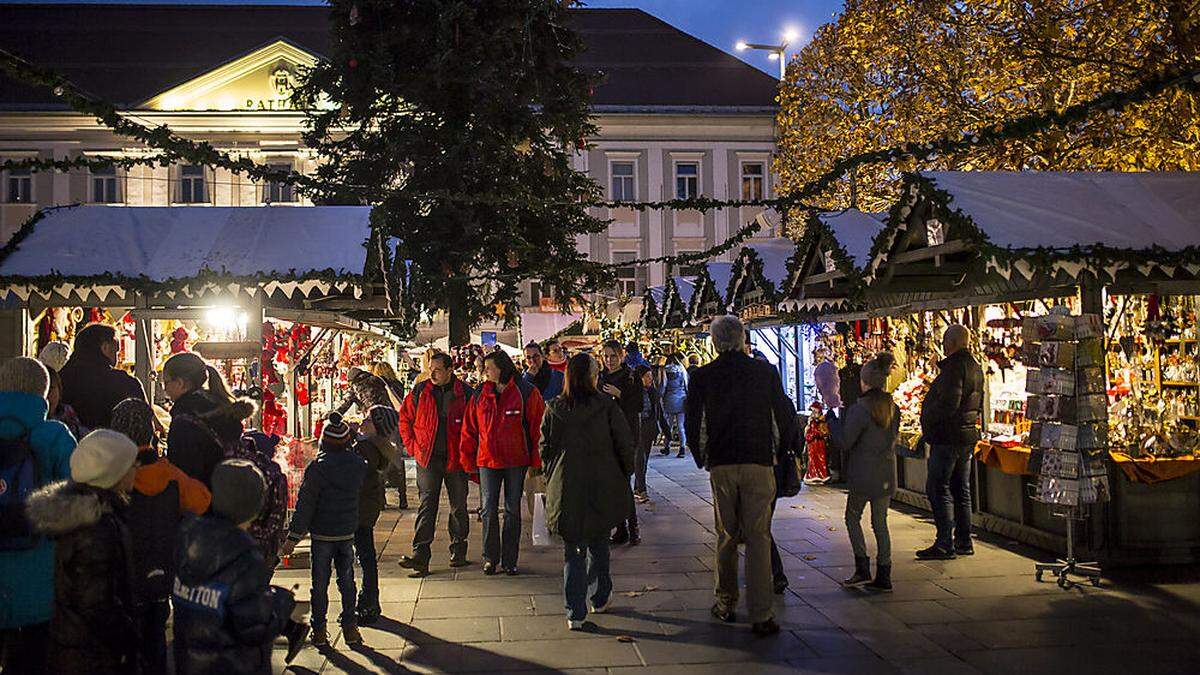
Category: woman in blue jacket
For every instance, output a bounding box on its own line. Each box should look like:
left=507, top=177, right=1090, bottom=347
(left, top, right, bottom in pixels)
left=660, top=353, right=689, bottom=458
left=0, top=357, right=77, bottom=674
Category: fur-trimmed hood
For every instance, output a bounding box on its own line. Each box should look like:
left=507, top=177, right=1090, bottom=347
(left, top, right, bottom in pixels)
left=26, top=480, right=118, bottom=537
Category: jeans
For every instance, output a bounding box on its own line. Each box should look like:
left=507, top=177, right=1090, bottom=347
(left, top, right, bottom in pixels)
left=311, top=539, right=357, bottom=628
left=845, top=494, right=892, bottom=566
left=710, top=464, right=776, bottom=624
left=388, top=432, right=409, bottom=505
left=138, top=599, right=170, bottom=675
left=667, top=411, right=687, bottom=454
left=479, top=466, right=527, bottom=569
left=413, top=464, right=470, bottom=564
left=635, top=417, right=656, bottom=493
left=563, top=537, right=612, bottom=621
left=354, top=525, right=379, bottom=611
left=926, top=444, right=973, bottom=550
left=0, top=621, right=49, bottom=675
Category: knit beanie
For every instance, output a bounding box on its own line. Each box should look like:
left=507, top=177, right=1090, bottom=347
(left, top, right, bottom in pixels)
left=109, top=398, right=156, bottom=448
left=321, top=412, right=352, bottom=449
left=210, top=459, right=265, bottom=525
left=861, top=352, right=897, bottom=391
left=367, top=405, right=399, bottom=438
left=70, top=429, right=138, bottom=489
left=38, top=341, right=70, bottom=373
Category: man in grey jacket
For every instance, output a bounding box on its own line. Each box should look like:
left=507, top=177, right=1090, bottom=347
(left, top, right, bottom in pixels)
left=685, top=315, right=795, bottom=636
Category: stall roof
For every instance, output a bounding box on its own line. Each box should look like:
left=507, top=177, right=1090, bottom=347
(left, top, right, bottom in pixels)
left=923, top=171, right=1200, bottom=251
left=0, top=205, right=373, bottom=281
left=818, top=209, right=886, bottom=268
left=707, top=261, right=733, bottom=294
left=746, top=238, right=795, bottom=287
left=673, top=276, right=696, bottom=306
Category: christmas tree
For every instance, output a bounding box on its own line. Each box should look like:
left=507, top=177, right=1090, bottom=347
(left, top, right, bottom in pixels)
left=294, top=0, right=613, bottom=345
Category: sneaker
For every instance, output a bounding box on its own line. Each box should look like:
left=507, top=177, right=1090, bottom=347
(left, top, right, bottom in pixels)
left=505, top=567, right=519, bottom=576
left=567, top=619, right=585, bottom=631
left=449, top=558, right=472, bottom=568
left=676, top=451, right=686, bottom=458
left=591, top=597, right=612, bottom=614
left=483, top=562, right=497, bottom=576
left=284, top=621, right=310, bottom=663
left=610, top=529, right=629, bottom=545
left=343, top=624, right=364, bottom=646
left=310, top=625, right=329, bottom=648
left=773, top=576, right=790, bottom=595
left=751, top=618, right=781, bottom=636
left=916, top=545, right=956, bottom=560
left=710, top=604, right=736, bottom=623
left=659, top=448, right=669, bottom=456
left=356, top=607, right=381, bottom=626
left=634, top=492, right=649, bottom=503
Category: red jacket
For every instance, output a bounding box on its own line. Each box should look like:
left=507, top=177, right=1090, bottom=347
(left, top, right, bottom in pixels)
left=460, top=379, right=545, bottom=472
left=399, top=378, right=471, bottom=472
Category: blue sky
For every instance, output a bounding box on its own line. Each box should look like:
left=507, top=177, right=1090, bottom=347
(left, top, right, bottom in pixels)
left=3, top=0, right=847, bottom=76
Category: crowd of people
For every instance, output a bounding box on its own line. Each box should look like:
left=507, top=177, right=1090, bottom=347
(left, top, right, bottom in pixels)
left=0, top=314, right=986, bottom=672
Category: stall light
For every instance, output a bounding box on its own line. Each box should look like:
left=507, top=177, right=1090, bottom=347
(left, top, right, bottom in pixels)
left=205, top=305, right=248, bottom=336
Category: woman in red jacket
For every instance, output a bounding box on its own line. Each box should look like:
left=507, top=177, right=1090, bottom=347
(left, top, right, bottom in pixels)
left=460, top=350, right=545, bottom=576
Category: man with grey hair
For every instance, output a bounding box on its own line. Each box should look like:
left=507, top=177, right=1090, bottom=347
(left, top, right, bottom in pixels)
left=686, top=315, right=796, bottom=636
left=917, top=324, right=983, bottom=560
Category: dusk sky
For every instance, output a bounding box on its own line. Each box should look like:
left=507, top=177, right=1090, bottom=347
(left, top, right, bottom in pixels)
left=4, top=0, right=849, bottom=76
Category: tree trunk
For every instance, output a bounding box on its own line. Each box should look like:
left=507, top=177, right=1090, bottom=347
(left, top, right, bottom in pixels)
left=447, top=279, right=472, bottom=347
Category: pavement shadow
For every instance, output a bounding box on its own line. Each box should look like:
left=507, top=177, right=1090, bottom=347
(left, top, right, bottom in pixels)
left=342, top=613, right=551, bottom=673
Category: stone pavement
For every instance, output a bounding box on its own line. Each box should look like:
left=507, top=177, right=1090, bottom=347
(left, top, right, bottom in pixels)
left=272, top=451, right=1200, bottom=674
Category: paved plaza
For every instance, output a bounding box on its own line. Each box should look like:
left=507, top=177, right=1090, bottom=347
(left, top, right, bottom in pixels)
left=273, top=452, right=1200, bottom=674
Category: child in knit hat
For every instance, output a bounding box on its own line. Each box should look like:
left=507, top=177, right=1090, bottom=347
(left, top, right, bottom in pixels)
left=173, top=459, right=306, bottom=671
left=352, top=405, right=399, bottom=625
left=25, top=429, right=141, bottom=673
left=280, top=412, right=368, bottom=648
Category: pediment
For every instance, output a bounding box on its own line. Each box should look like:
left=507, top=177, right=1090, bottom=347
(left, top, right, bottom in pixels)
left=142, top=39, right=320, bottom=111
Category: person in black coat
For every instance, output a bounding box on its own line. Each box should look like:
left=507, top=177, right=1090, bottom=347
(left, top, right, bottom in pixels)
left=172, top=460, right=302, bottom=675
left=917, top=325, right=984, bottom=560
left=598, top=340, right=644, bottom=546
left=58, top=323, right=146, bottom=431
left=26, top=429, right=142, bottom=674
left=352, top=406, right=399, bottom=626
left=632, top=365, right=667, bottom=500
left=162, top=352, right=254, bottom=486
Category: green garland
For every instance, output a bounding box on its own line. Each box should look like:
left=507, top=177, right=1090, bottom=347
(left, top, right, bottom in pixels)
left=659, top=277, right=689, bottom=329
left=686, top=263, right=727, bottom=324
left=781, top=211, right=868, bottom=303
left=638, top=287, right=661, bottom=330
left=725, top=246, right=781, bottom=311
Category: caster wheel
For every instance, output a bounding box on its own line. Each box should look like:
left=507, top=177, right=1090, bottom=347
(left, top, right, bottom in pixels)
left=1058, top=575, right=1071, bottom=590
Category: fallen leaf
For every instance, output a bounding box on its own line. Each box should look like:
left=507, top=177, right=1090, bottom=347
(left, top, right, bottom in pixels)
left=622, top=591, right=643, bottom=598
left=644, top=585, right=659, bottom=591
left=650, top=560, right=659, bottom=565
left=617, top=635, right=637, bottom=643
left=803, top=555, right=817, bottom=561
left=827, top=526, right=837, bottom=532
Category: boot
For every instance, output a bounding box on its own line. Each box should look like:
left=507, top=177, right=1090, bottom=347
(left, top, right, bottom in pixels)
left=628, top=516, right=641, bottom=546
left=343, top=623, right=364, bottom=646
left=284, top=620, right=310, bottom=663
left=867, top=564, right=893, bottom=592
left=611, top=523, right=629, bottom=545
left=841, top=556, right=871, bottom=587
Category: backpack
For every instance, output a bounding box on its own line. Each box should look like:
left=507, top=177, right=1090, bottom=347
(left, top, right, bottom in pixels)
left=0, top=420, right=41, bottom=551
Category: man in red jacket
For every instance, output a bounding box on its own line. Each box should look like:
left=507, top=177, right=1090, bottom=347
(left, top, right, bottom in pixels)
left=397, top=352, right=474, bottom=577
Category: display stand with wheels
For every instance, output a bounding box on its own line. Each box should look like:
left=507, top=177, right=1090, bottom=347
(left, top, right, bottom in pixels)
left=1034, top=505, right=1102, bottom=589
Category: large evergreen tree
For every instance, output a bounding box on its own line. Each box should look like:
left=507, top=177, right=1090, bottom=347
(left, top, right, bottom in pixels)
left=295, top=0, right=612, bottom=344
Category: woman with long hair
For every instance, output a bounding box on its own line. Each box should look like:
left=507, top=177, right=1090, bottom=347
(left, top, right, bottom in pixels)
left=840, top=352, right=899, bottom=592
left=161, top=352, right=255, bottom=485
left=660, top=352, right=689, bottom=458
left=372, top=361, right=410, bottom=510
left=539, top=353, right=634, bottom=629
left=460, top=350, right=545, bottom=575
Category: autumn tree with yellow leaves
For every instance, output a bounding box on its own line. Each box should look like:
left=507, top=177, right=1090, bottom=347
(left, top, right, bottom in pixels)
left=776, top=0, right=1200, bottom=216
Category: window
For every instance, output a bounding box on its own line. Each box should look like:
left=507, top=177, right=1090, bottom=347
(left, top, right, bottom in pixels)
left=675, top=162, right=699, bottom=200
left=610, top=161, right=635, bottom=201
left=264, top=163, right=296, bottom=203
left=90, top=165, right=121, bottom=203
left=5, top=167, right=33, bottom=204
left=177, top=164, right=208, bottom=204
left=741, top=162, right=765, bottom=200
left=613, top=251, right=640, bottom=297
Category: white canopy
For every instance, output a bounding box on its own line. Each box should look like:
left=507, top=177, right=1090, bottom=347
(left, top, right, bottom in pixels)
left=0, top=205, right=374, bottom=280
left=818, top=209, right=886, bottom=268
left=923, top=171, right=1200, bottom=251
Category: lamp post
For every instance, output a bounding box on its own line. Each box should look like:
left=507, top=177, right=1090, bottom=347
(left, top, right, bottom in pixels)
left=736, top=29, right=799, bottom=81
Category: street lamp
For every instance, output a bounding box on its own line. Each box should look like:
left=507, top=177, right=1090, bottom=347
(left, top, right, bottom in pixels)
left=736, top=28, right=800, bottom=81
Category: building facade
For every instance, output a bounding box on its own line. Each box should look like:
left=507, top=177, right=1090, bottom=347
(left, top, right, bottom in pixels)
left=0, top=4, right=779, bottom=331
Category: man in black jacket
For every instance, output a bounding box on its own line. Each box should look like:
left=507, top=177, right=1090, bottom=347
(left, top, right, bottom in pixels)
left=59, top=323, right=146, bottom=430
left=686, top=316, right=795, bottom=637
left=917, top=325, right=983, bottom=560
left=599, top=340, right=644, bottom=545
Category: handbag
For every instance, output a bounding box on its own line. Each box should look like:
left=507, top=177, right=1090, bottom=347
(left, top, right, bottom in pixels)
left=775, top=446, right=803, bottom=498
left=895, top=434, right=928, bottom=459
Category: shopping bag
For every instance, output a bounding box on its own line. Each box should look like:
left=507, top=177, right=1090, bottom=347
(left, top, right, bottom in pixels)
left=531, top=493, right=560, bottom=547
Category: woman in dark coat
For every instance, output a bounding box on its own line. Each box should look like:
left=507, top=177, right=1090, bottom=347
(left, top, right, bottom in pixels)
left=839, top=352, right=899, bottom=592
left=162, top=352, right=254, bottom=486
left=538, top=353, right=635, bottom=630
left=26, top=429, right=142, bottom=674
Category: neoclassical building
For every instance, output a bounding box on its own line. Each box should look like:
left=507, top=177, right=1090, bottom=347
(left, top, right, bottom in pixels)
left=0, top=3, right=779, bottom=334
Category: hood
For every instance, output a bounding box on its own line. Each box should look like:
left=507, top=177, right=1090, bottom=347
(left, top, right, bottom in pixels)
left=0, top=391, right=50, bottom=439
left=549, top=395, right=611, bottom=424
left=176, top=515, right=256, bottom=584
left=170, top=389, right=220, bottom=418
left=26, top=481, right=113, bottom=536
left=315, top=450, right=368, bottom=491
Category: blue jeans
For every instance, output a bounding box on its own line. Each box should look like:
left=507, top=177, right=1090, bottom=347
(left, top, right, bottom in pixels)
left=353, top=525, right=378, bottom=612
left=310, top=539, right=357, bottom=628
left=926, top=444, right=973, bottom=550
left=563, top=538, right=612, bottom=621
left=479, top=466, right=527, bottom=569
left=666, top=411, right=687, bottom=454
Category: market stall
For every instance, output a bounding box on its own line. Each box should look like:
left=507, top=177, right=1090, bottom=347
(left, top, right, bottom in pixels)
left=848, top=170, right=1200, bottom=564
